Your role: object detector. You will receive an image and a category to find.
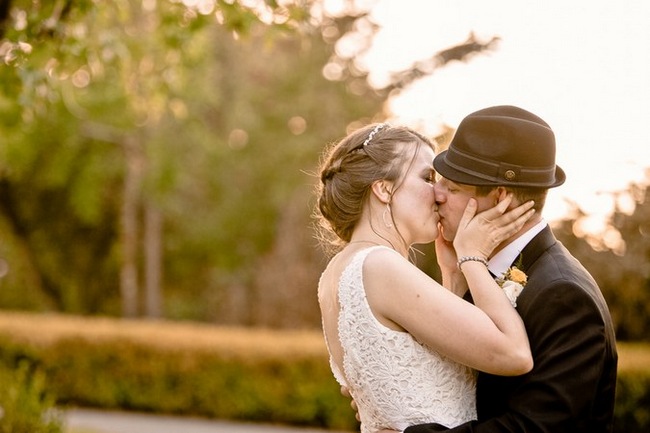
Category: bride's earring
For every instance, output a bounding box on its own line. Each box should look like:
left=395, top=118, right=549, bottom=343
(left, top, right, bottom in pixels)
left=382, top=204, right=393, bottom=228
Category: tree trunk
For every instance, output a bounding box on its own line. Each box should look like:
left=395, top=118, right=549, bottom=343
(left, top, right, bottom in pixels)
left=120, top=137, right=141, bottom=317
left=144, top=202, right=162, bottom=318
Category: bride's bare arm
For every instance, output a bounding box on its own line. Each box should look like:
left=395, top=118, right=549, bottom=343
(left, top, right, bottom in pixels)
left=452, top=197, right=534, bottom=370
left=365, top=198, right=534, bottom=375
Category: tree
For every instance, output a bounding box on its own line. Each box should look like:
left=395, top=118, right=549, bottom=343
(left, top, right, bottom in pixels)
left=0, top=0, right=505, bottom=327
left=554, top=175, right=650, bottom=341
left=0, top=0, right=318, bottom=317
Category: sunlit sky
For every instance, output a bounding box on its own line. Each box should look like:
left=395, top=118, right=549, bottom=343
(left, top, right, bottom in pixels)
left=324, top=0, right=650, bottom=235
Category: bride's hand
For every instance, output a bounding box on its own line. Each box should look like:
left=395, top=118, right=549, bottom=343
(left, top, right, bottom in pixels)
left=453, top=194, right=535, bottom=259
left=435, top=226, right=457, bottom=271
left=436, top=231, right=470, bottom=296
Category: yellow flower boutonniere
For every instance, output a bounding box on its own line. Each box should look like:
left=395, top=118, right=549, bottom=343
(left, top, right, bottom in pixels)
left=496, top=266, right=528, bottom=307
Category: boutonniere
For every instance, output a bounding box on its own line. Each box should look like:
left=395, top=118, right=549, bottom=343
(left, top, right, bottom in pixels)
left=496, top=265, right=527, bottom=307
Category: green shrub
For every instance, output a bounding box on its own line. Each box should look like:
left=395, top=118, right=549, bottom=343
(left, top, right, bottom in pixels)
left=0, top=311, right=358, bottom=430
left=614, top=369, right=650, bottom=433
left=35, top=338, right=355, bottom=429
left=0, top=361, right=63, bottom=433
left=0, top=312, right=648, bottom=432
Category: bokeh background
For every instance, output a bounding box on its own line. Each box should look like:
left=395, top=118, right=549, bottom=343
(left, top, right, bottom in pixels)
left=1, top=0, right=648, bottom=338
left=1, top=1, right=649, bottom=431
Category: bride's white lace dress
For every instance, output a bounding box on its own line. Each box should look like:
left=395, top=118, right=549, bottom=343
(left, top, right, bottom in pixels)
left=320, top=246, right=477, bottom=432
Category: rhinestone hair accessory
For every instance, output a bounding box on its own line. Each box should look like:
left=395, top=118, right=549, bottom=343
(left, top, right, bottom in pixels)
left=362, top=123, right=388, bottom=147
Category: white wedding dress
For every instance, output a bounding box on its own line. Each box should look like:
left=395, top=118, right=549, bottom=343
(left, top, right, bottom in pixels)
left=320, top=246, right=477, bottom=432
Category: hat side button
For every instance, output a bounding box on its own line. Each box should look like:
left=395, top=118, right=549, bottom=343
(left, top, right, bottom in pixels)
left=504, top=169, right=516, bottom=181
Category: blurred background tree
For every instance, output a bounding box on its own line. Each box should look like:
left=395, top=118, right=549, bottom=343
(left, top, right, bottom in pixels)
left=0, top=0, right=385, bottom=324
left=0, top=0, right=648, bottom=340
left=554, top=176, right=650, bottom=341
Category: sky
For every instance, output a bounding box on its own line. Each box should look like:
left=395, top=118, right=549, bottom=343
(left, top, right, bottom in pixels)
left=325, top=0, right=650, bottom=236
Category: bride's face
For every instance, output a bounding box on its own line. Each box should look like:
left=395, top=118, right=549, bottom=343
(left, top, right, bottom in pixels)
left=389, top=144, right=439, bottom=245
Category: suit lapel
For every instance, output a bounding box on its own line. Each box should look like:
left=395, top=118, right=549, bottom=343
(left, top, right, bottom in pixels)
left=517, top=225, right=557, bottom=274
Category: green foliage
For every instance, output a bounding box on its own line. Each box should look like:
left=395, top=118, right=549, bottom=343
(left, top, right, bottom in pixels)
left=0, top=361, right=63, bottom=433
left=555, top=180, right=650, bottom=341
left=615, top=368, right=650, bottom=433
left=0, top=315, right=358, bottom=430
left=1, top=0, right=648, bottom=336
left=0, top=0, right=382, bottom=323
left=1, top=314, right=649, bottom=432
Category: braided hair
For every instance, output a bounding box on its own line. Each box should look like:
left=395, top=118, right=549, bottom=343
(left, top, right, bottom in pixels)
left=315, top=123, right=434, bottom=250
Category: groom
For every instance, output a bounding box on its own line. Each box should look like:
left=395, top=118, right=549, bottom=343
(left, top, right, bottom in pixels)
left=380, top=105, right=618, bottom=433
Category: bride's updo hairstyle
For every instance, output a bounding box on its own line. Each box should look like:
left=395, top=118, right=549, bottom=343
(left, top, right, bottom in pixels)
left=316, top=123, right=434, bottom=249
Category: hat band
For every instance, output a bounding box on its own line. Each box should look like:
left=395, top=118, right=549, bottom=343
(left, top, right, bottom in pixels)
left=445, top=146, right=557, bottom=185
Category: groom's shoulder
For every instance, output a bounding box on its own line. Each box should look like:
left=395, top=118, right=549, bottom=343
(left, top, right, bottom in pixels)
left=528, top=238, right=602, bottom=302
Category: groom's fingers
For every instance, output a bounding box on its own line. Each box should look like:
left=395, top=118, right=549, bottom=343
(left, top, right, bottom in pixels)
left=339, top=386, right=361, bottom=421
left=352, top=399, right=360, bottom=422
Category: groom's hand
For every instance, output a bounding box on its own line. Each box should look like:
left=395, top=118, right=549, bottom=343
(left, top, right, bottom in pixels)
left=340, top=386, right=361, bottom=422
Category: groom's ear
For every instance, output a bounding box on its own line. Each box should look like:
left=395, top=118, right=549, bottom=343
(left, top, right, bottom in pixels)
left=494, top=187, right=511, bottom=205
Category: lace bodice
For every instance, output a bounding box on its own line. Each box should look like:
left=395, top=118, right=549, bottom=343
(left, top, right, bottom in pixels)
left=320, top=246, right=477, bottom=432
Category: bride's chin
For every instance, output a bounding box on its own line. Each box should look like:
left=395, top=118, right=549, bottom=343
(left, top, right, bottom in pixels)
left=426, top=230, right=440, bottom=243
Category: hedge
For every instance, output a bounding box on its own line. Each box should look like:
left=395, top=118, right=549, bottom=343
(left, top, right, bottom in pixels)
left=0, top=311, right=648, bottom=432
left=0, top=311, right=355, bottom=430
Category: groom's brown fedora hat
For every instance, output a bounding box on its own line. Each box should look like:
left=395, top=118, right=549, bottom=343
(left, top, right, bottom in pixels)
left=433, top=105, right=565, bottom=188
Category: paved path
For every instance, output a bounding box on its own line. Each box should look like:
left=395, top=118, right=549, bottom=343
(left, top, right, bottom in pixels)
left=64, top=408, right=354, bottom=433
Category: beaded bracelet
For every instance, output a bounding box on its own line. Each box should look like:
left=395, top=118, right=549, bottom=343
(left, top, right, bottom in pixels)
left=457, top=256, right=489, bottom=271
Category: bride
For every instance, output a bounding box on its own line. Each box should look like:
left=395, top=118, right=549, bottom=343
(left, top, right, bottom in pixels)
left=315, top=123, right=533, bottom=432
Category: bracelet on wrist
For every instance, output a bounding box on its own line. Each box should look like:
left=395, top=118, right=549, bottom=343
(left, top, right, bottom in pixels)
left=457, top=255, right=489, bottom=271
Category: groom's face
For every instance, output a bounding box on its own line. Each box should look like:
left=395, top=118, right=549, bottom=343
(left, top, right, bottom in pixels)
left=434, top=177, right=497, bottom=242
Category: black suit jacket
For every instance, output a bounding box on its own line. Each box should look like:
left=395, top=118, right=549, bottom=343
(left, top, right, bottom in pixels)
left=406, top=226, right=618, bottom=433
